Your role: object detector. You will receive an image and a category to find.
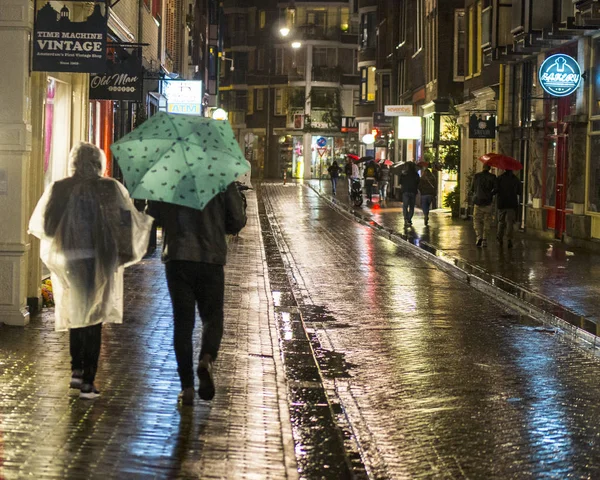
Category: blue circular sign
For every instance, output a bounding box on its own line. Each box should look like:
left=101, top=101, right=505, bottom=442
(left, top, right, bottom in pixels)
left=539, top=53, right=582, bottom=97
left=316, top=136, right=327, bottom=147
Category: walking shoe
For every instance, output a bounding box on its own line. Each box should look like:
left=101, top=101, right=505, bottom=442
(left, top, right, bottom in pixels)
left=476, top=238, right=483, bottom=247
left=482, top=239, right=488, bottom=248
left=508, top=240, right=514, bottom=249
left=424, top=217, right=429, bottom=226
left=79, top=383, right=100, bottom=400
left=197, top=361, right=215, bottom=401
left=70, top=370, right=83, bottom=389
left=178, top=387, right=195, bottom=406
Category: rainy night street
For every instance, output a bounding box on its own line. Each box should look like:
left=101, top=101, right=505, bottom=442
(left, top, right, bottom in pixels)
left=2, top=183, right=600, bottom=479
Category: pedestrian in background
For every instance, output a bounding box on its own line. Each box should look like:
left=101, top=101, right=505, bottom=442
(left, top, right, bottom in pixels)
left=327, top=161, right=342, bottom=196
left=378, top=161, right=391, bottom=205
left=148, top=183, right=246, bottom=406
left=28, top=142, right=153, bottom=399
left=496, top=169, right=522, bottom=248
left=364, top=159, right=379, bottom=202
left=418, top=165, right=437, bottom=226
left=344, top=159, right=353, bottom=194
left=400, top=162, right=420, bottom=226
left=470, top=164, right=496, bottom=247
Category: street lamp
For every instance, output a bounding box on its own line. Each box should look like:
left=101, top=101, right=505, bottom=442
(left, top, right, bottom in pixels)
left=291, top=41, right=302, bottom=49
left=280, top=27, right=290, bottom=37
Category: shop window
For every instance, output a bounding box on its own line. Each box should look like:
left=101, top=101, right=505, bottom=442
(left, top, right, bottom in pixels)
left=454, top=9, right=465, bottom=81
left=588, top=136, right=600, bottom=212
left=360, top=11, right=376, bottom=50
left=360, top=66, right=376, bottom=103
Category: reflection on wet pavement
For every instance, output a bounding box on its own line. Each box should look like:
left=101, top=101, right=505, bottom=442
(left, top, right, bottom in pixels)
left=263, top=183, right=600, bottom=479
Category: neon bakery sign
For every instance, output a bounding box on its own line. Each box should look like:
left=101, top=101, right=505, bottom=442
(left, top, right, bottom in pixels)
left=539, top=54, right=582, bottom=97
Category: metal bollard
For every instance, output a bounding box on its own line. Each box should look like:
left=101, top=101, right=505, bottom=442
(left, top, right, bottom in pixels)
left=283, top=170, right=287, bottom=185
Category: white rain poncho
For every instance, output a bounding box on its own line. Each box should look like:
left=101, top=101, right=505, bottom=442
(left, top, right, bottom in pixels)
left=28, top=142, right=153, bottom=331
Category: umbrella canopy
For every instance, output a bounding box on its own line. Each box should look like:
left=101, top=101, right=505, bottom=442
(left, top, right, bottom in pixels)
left=379, top=159, right=393, bottom=166
left=478, top=153, right=523, bottom=171
left=356, top=156, right=374, bottom=164
left=346, top=153, right=360, bottom=161
left=110, top=112, right=250, bottom=210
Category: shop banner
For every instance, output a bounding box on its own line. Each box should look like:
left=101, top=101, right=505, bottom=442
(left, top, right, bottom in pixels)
left=373, top=112, right=393, bottom=128
left=89, top=46, right=143, bottom=101
left=33, top=0, right=108, bottom=73
left=341, top=116, right=358, bottom=133
left=468, top=114, right=496, bottom=139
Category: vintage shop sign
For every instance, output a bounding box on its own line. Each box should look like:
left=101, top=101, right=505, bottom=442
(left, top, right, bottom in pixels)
left=89, top=46, right=142, bottom=101
left=468, top=114, right=496, bottom=139
left=33, top=0, right=108, bottom=73
left=539, top=53, right=582, bottom=97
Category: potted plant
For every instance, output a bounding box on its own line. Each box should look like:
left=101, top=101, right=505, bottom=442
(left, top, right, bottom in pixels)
left=443, top=185, right=460, bottom=218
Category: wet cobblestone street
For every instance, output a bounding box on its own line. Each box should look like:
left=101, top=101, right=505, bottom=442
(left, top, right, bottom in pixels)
left=0, top=192, right=296, bottom=480
left=261, top=183, right=600, bottom=479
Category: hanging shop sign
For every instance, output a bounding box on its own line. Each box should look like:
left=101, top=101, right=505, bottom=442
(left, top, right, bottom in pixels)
left=341, top=116, right=358, bottom=133
left=384, top=105, right=413, bottom=117
left=33, top=0, right=108, bottom=73
left=89, top=45, right=142, bottom=101
left=397, top=117, right=422, bottom=140
left=539, top=53, right=582, bottom=97
left=161, top=80, right=203, bottom=115
left=373, top=112, right=394, bottom=128
left=468, top=114, right=496, bottom=139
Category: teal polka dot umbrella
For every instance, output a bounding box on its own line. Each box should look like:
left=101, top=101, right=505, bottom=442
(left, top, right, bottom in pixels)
left=110, top=111, right=250, bottom=210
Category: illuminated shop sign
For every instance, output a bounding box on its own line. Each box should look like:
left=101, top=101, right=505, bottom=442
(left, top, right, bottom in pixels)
left=161, top=80, right=203, bottom=115
left=33, top=0, right=108, bottom=73
left=539, top=54, right=582, bottom=97
left=89, top=46, right=142, bottom=101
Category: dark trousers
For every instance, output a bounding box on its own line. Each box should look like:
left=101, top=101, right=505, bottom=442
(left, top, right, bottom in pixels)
left=70, top=323, right=103, bottom=384
left=403, top=192, right=416, bottom=222
left=365, top=179, right=375, bottom=201
left=165, top=261, right=225, bottom=389
left=330, top=177, right=338, bottom=195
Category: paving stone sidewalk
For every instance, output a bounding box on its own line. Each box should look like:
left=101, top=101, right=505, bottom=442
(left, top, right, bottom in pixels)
left=0, top=191, right=297, bottom=480
left=310, top=178, right=600, bottom=336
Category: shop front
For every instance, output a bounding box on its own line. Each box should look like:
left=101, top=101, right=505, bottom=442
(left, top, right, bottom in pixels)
left=291, top=133, right=357, bottom=179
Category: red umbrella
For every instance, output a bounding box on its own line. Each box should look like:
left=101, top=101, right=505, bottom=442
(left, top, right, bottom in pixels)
left=479, top=153, right=523, bottom=171
left=380, top=159, right=393, bottom=166
left=346, top=153, right=360, bottom=161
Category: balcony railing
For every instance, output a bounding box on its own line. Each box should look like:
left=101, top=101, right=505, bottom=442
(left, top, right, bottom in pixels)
left=312, top=66, right=341, bottom=83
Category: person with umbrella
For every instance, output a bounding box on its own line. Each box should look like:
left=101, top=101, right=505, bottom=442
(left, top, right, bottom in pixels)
left=471, top=163, right=497, bottom=247
left=418, top=162, right=437, bottom=226
left=378, top=160, right=392, bottom=205
left=496, top=170, right=522, bottom=248
left=111, top=112, right=249, bottom=406
left=28, top=142, right=153, bottom=399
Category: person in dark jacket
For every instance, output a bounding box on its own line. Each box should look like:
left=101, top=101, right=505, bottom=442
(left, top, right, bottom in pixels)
left=327, top=161, right=342, bottom=195
left=496, top=170, right=522, bottom=248
left=363, top=159, right=380, bottom=202
left=418, top=166, right=437, bottom=226
left=400, top=162, right=420, bottom=226
left=148, top=183, right=246, bottom=406
left=378, top=162, right=391, bottom=204
left=470, top=164, right=497, bottom=247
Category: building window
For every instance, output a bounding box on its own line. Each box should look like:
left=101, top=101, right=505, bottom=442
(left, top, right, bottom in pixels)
left=426, top=12, right=436, bottom=82
left=381, top=73, right=391, bottom=109
left=259, top=10, right=266, bottom=29
left=454, top=9, right=465, bottom=81
left=248, top=88, right=254, bottom=115
left=352, top=89, right=359, bottom=115
left=360, top=66, right=376, bottom=103
left=476, top=1, right=482, bottom=74
left=257, top=48, right=265, bottom=71
left=360, top=11, right=376, bottom=50
left=275, top=88, right=286, bottom=115
left=275, top=48, right=284, bottom=74
left=313, top=47, right=336, bottom=67
left=398, top=59, right=406, bottom=96
left=398, top=1, right=407, bottom=46
left=467, top=6, right=474, bottom=77
left=414, top=0, right=424, bottom=53
left=152, top=0, right=161, bottom=21
left=256, top=89, right=264, bottom=110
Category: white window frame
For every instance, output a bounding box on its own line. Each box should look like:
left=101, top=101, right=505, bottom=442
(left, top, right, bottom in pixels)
left=453, top=9, right=466, bottom=82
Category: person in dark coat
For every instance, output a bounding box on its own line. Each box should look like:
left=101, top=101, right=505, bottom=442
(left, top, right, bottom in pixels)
left=378, top=162, right=391, bottom=204
left=327, top=161, right=342, bottom=196
left=470, top=164, right=497, bottom=247
left=400, top=162, right=420, bottom=226
left=496, top=170, right=522, bottom=248
left=418, top=165, right=437, bottom=226
left=363, top=159, right=380, bottom=202
left=148, top=183, right=246, bottom=406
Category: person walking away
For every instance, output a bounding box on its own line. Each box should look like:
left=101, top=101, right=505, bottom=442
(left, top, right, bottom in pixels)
left=344, top=159, right=353, bottom=195
left=418, top=166, right=437, bottom=226
left=400, top=162, right=420, bottom=226
left=378, top=162, right=391, bottom=205
left=496, top=169, right=522, bottom=248
left=148, top=183, right=246, bottom=406
left=470, top=164, right=496, bottom=247
left=28, top=142, right=153, bottom=399
left=364, top=159, right=379, bottom=202
left=327, top=161, right=342, bottom=196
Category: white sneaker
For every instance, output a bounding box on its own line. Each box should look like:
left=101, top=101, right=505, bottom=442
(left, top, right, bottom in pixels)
left=80, top=383, right=100, bottom=399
